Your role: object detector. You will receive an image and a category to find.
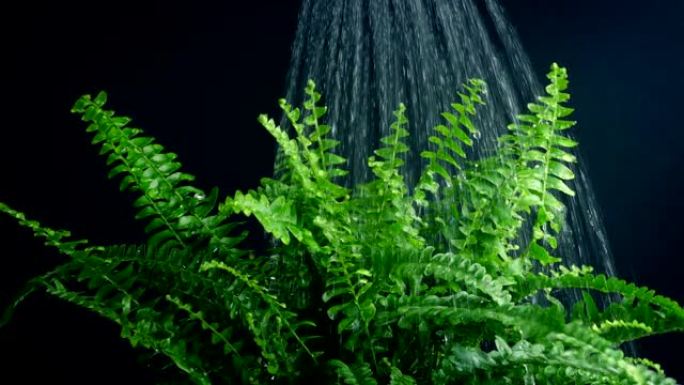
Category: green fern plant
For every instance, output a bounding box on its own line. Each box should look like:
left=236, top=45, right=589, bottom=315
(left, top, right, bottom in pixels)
left=2, top=63, right=683, bottom=385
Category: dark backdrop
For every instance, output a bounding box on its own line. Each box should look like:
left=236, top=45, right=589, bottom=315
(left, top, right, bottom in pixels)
left=0, top=0, right=682, bottom=383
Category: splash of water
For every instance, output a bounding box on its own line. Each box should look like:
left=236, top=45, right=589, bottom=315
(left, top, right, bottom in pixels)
left=281, top=0, right=617, bottom=295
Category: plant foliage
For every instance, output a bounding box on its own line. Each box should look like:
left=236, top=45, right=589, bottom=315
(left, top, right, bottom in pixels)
left=2, top=64, right=683, bottom=384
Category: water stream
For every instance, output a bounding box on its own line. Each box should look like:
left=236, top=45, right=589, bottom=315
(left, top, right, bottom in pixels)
left=281, top=0, right=618, bottom=302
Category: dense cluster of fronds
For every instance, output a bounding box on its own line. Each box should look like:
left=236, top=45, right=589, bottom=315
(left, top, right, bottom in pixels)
left=2, top=64, right=683, bottom=384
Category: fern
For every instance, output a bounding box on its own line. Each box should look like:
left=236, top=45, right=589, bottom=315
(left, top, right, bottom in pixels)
left=1, top=63, right=683, bottom=385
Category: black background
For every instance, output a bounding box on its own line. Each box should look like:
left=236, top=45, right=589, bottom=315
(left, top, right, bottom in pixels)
left=0, top=0, right=682, bottom=383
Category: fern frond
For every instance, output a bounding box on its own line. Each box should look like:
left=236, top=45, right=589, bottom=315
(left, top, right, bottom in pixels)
left=413, top=80, right=490, bottom=258
left=39, top=271, right=214, bottom=385
left=329, top=360, right=378, bottom=385
left=166, top=295, right=241, bottom=356
left=515, top=266, right=684, bottom=339
left=248, top=81, right=350, bottom=257
left=370, top=103, right=410, bottom=177
left=272, top=80, right=349, bottom=199
left=416, top=78, right=486, bottom=192
left=387, top=364, right=417, bottom=385
left=222, top=190, right=320, bottom=251
left=0, top=202, right=97, bottom=256
left=71, top=93, right=245, bottom=257
left=444, top=157, right=525, bottom=272
left=392, top=251, right=512, bottom=305
left=592, top=319, right=653, bottom=344
left=355, top=103, right=424, bottom=273
left=0, top=203, right=101, bottom=326
left=436, top=335, right=676, bottom=385
left=200, top=260, right=317, bottom=375
left=302, top=80, right=348, bottom=180
left=502, top=63, right=578, bottom=265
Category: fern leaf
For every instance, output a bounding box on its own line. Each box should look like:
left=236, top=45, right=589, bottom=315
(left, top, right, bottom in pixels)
left=200, top=260, right=317, bottom=374
left=417, top=78, right=487, bottom=190
left=0, top=202, right=96, bottom=256
left=329, top=360, right=378, bottom=385
left=71, top=93, right=245, bottom=258
left=388, top=365, right=417, bottom=385
left=40, top=274, right=213, bottom=385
